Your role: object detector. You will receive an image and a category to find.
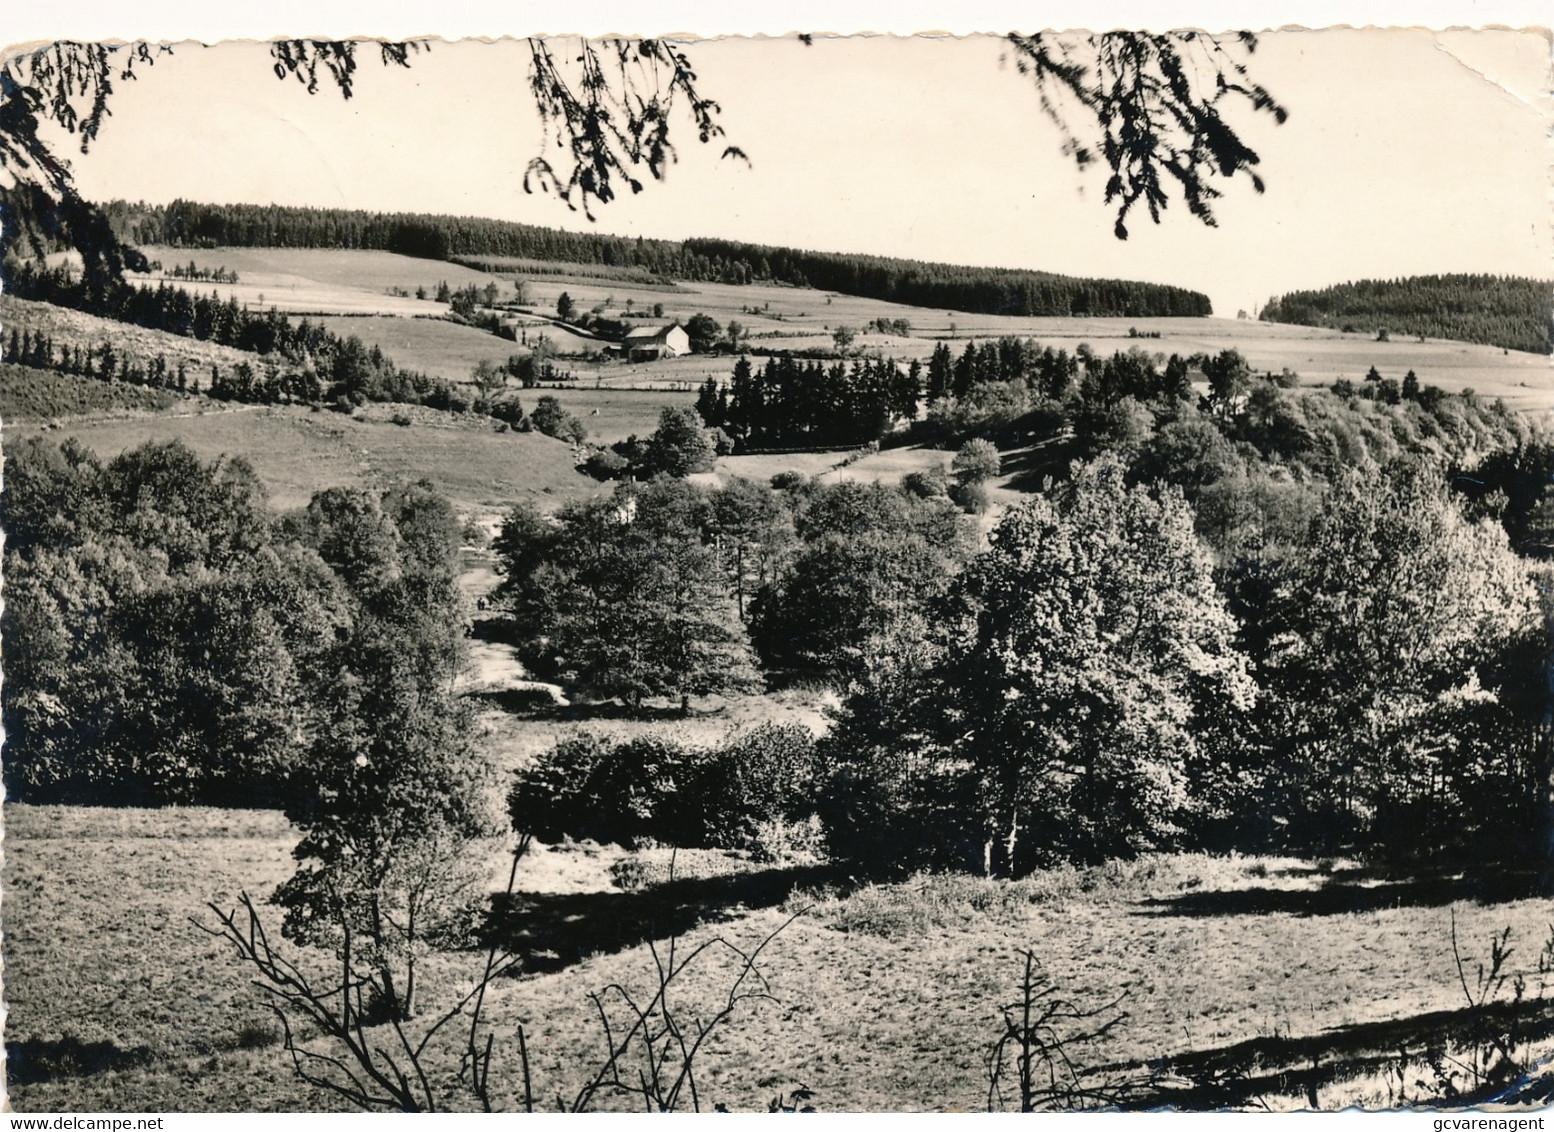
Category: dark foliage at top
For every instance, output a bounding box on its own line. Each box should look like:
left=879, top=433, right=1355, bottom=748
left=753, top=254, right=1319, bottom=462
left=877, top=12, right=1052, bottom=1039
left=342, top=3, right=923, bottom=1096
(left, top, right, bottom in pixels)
left=1260, top=274, right=1553, bottom=355
left=677, top=239, right=1212, bottom=317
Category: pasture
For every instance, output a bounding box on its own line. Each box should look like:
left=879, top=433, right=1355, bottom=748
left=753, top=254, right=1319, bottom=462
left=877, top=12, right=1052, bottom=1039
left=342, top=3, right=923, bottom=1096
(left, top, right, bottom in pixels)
left=6, top=800, right=1551, bottom=1112
left=139, top=246, right=513, bottom=317
left=128, top=248, right=1554, bottom=412
left=309, top=315, right=598, bottom=382
left=5, top=403, right=596, bottom=515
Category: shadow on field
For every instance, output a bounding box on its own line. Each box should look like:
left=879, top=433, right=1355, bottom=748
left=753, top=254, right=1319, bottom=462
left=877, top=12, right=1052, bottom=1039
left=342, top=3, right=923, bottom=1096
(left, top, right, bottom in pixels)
left=487, top=864, right=838, bottom=976
left=6, top=1036, right=156, bottom=1085
left=466, top=687, right=565, bottom=715
left=1117, top=997, right=1554, bottom=1110
left=999, top=435, right=1076, bottom=494
left=1138, top=865, right=1540, bottom=918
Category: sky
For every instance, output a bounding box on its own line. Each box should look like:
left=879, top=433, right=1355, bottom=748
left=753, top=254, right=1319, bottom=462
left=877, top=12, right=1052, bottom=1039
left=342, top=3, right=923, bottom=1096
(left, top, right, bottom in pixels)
left=5, top=4, right=1551, bottom=317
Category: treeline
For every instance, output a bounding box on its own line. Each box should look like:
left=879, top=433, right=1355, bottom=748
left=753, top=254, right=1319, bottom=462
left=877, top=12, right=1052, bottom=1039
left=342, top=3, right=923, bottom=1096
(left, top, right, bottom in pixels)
left=102, top=199, right=691, bottom=272
left=680, top=237, right=1214, bottom=317
left=1260, top=273, right=1552, bottom=354
left=695, top=355, right=922, bottom=450
left=2, top=439, right=472, bottom=809
left=99, top=199, right=1214, bottom=317
left=161, top=259, right=239, bottom=284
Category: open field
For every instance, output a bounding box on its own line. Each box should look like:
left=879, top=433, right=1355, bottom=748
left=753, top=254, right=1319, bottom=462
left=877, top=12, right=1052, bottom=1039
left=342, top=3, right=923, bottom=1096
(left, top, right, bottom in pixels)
left=128, top=247, right=1554, bottom=411
left=6, top=800, right=1551, bottom=1112
left=139, top=246, right=514, bottom=317
left=3, top=403, right=598, bottom=516
left=310, top=315, right=599, bottom=381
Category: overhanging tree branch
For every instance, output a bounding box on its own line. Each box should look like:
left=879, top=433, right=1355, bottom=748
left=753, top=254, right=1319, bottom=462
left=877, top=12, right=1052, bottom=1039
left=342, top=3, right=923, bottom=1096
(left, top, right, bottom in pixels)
left=1006, top=30, right=1287, bottom=239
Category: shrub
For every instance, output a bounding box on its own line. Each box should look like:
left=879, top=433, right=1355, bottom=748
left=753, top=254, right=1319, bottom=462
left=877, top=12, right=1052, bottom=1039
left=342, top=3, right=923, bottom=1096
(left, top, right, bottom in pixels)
left=507, top=733, right=699, bottom=848
left=509, top=724, right=821, bottom=851
left=952, top=437, right=1002, bottom=484
left=690, top=723, right=820, bottom=848
left=949, top=479, right=989, bottom=513
left=902, top=465, right=950, bottom=499
left=582, top=447, right=631, bottom=480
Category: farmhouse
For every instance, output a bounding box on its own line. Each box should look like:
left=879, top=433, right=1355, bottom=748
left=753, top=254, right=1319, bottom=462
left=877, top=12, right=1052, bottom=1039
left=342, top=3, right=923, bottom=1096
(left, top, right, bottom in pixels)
left=620, top=322, right=690, bottom=361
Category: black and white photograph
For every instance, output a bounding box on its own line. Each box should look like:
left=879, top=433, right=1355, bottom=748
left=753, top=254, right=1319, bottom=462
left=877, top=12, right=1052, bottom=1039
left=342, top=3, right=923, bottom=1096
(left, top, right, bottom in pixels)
left=1, top=1, right=1552, bottom=1115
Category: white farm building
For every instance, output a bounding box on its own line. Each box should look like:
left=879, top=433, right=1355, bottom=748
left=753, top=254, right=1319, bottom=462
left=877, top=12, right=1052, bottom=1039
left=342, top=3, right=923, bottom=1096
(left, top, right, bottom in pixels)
left=620, top=323, right=690, bottom=361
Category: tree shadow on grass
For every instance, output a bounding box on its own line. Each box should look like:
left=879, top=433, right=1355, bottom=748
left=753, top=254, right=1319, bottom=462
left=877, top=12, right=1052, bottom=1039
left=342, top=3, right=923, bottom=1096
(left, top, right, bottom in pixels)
left=6, top=1035, right=156, bottom=1086
left=486, top=863, right=840, bottom=976
left=1137, top=865, right=1541, bottom=919
left=1113, top=997, right=1554, bottom=1110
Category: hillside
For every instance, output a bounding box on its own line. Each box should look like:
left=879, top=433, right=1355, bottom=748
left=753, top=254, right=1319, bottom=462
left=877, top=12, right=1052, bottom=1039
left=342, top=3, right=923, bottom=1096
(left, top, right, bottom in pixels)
left=1260, top=274, right=1552, bottom=355
left=2, top=294, right=269, bottom=391
left=100, top=199, right=1213, bottom=319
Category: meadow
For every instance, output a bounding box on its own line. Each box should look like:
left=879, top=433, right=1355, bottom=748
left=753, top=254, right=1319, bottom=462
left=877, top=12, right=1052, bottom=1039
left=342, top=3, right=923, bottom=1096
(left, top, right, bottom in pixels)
left=139, top=246, right=513, bottom=317
left=136, top=246, right=1554, bottom=408
left=310, top=315, right=599, bottom=382
left=4, top=402, right=595, bottom=514
left=7, top=798, right=1551, bottom=1112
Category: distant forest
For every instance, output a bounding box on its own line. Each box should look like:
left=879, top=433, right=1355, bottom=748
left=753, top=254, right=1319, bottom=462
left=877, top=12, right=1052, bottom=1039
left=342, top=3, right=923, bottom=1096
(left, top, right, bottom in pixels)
left=1260, top=274, right=1552, bottom=354
left=98, top=199, right=1214, bottom=319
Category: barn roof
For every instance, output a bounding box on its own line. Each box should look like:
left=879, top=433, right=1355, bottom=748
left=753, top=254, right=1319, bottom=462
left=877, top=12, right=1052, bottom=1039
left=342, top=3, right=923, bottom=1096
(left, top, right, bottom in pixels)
left=622, top=323, right=679, bottom=343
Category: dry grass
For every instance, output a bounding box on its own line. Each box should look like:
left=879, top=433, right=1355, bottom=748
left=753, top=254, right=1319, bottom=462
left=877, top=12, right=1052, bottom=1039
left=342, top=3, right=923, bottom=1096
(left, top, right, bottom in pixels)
left=5, top=403, right=598, bottom=515
left=0, top=805, right=336, bottom=1112
left=9, top=797, right=1550, bottom=1113
left=139, top=247, right=512, bottom=317
left=142, top=246, right=508, bottom=294
left=311, top=316, right=599, bottom=381
left=0, top=364, right=180, bottom=421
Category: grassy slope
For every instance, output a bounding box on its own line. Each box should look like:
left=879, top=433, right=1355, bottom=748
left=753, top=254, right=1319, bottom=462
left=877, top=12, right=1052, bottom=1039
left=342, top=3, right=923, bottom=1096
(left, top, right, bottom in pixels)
left=6, top=804, right=1550, bottom=1112
left=137, top=246, right=515, bottom=318
left=141, top=248, right=1554, bottom=412
left=309, top=315, right=598, bottom=381
left=0, top=364, right=180, bottom=420
left=1, top=295, right=261, bottom=391
left=4, top=404, right=599, bottom=515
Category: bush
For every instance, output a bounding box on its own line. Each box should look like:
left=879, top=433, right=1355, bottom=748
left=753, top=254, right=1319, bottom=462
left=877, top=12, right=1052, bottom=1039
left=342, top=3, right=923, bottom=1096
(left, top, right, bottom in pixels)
left=508, top=724, right=821, bottom=851
left=949, top=479, right=989, bottom=514
left=507, top=733, right=699, bottom=848
left=902, top=465, right=950, bottom=499
left=582, top=447, right=631, bottom=481
left=690, top=723, right=820, bottom=848
left=952, top=437, right=1001, bottom=484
